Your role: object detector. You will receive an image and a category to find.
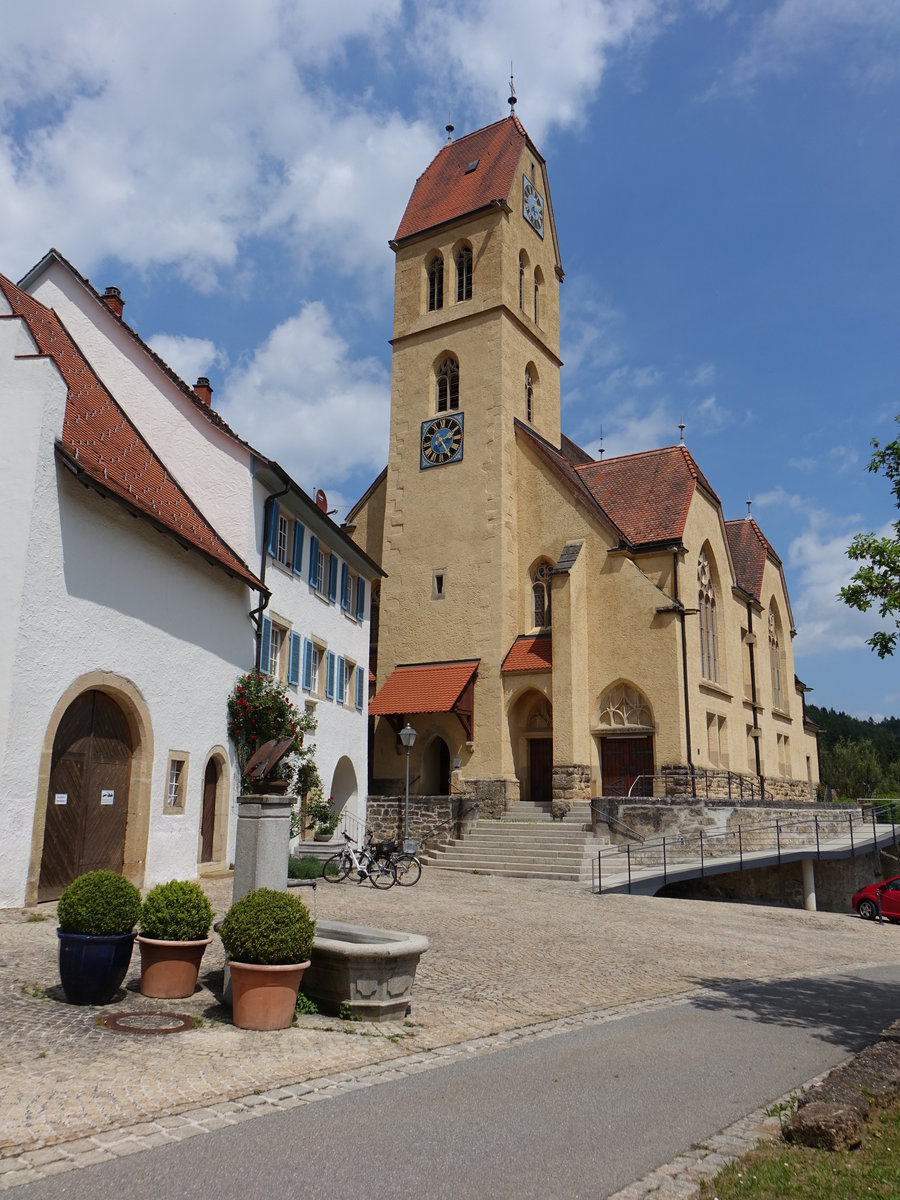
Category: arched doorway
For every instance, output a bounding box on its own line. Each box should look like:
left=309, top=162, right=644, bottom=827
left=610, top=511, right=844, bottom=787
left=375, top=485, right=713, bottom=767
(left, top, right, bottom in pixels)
left=39, top=690, right=132, bottom=900
left=595, top=682, right=655, bottom=797
left=421, top=737, right=450, bottom=795
left=330, top=756, right=358, bottom=821
left=200, top=758, right=219, bottom=863
left=508, top=689, right=553, bottom=804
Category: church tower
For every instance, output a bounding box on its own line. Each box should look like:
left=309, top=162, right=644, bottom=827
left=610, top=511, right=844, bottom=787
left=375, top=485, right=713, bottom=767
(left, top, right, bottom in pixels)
left=364, top=114, right=564, bottom=800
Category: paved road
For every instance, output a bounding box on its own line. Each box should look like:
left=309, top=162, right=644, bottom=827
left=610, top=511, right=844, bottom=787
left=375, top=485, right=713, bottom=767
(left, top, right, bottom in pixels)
left=11, top=964, right=900, bottom=1200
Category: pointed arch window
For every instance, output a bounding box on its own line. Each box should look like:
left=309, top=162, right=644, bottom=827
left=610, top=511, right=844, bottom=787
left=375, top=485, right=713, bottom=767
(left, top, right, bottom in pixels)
left=534, top=266, right=543, bottom=325
left=427, top=254, right=444, bottom=312
left=455, top=245, right=473, bottom=302
left=768, top=608, right=785, bottom=711
left=525, top=367, right=535, bottom=423
left=436, top=356, right=459, bottom=412
left=698, top=548, right=719, bottom=683
left=532, top=560, right=553, bottom=628
left=519, top=253, right=526, bottom=310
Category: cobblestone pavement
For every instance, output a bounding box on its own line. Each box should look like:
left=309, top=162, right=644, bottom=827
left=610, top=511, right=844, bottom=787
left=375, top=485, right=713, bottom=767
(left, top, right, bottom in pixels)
left=1, top=871, right=897, bottom=1194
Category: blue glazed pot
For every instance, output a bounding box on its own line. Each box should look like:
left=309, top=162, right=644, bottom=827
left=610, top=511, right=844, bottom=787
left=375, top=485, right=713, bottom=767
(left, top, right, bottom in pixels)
left=57, top=929, right=137, bottom=1005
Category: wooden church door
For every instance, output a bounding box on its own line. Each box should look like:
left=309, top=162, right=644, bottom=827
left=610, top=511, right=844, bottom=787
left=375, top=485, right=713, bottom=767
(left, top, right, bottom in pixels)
left=529, top=737, right=553, bottom=803
left=200, top=759, right=218, bottom=862
left=601, top=736, right=654, bottom=797
left=39, top=691, right=132, bottom=901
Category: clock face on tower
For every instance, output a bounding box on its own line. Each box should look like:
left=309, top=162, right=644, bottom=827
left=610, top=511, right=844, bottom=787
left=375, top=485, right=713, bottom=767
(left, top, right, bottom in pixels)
left=522, top=176, right=545, bottom=238
left=421, top=413, right=464, bottom=469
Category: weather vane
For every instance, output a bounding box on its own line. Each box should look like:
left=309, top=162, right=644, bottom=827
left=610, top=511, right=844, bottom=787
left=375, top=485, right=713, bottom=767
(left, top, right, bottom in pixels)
left=508, top=64, right=517, bottom=116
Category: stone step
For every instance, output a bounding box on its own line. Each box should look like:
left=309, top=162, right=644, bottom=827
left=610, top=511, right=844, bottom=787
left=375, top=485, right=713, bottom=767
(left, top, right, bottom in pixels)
left=423, top=845, right=598, bottom=865
left=429, top=862, right=591, bottom=882
left=457, top=828, right=602, bottom=846
left=422, top=812, right=604, bottom=882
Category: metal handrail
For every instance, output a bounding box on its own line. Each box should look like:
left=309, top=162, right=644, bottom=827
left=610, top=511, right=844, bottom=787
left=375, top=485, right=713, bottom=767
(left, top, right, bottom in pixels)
left=621, top=767, right=768, bottom=803
left=589, top=801, right=645, bottom=844
left=594, top=802, right=900, bottom=895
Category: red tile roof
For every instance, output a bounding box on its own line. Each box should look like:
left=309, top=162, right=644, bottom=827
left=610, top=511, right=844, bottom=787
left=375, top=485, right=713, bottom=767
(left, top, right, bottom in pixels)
left=395, top=117, right=530, bottom=243
left=370, top=660, right=479, bottom=715
left=576, top=445, right=719, bottom=547
left=0, top=273, right=264, bottom=591
left=725, top=518, right=781, bottom=601
left=501, top=634, right=552, bottom=674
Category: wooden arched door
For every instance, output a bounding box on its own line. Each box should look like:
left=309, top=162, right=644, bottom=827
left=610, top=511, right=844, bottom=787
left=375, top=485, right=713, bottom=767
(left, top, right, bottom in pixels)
left=39, top=691, right=132, bottom=900
left=200, top=759, right=219, bottom=863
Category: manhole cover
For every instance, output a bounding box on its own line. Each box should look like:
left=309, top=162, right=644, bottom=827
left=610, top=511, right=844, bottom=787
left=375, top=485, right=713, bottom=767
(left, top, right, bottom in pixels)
left=102, top=1012, right=194, bottom=1035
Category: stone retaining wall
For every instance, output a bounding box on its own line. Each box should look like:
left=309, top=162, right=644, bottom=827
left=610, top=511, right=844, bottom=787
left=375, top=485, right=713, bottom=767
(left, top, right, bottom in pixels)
left=365, top=794, right=480, bottom=851
left=656, top=763, right=815, bottom=804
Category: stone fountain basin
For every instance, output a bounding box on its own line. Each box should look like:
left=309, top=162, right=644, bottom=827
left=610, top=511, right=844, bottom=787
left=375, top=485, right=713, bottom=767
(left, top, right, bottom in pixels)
left=302, top=919, right=429, bottom=1022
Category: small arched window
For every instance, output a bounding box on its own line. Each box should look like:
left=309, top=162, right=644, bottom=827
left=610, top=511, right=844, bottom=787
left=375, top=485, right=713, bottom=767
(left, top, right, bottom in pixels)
left=533, top=266, right=543, bottom=325
left=525, top=366, right=535, bottom=423
left=427, top=254, right=444, bottom=312
left=456, top=245, right=473, bottom=302
left=436, top=356, right=459, bottom=412
left=532, top=560, right=553, bottom=628
left=519, top=252, right=527, bottom=310
left=698, top=548, right=719, bottom=683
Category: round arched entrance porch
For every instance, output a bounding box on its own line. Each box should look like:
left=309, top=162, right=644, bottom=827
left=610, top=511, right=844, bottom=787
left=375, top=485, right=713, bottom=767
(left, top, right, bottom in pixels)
left=508, top=688, right=554, bottom=804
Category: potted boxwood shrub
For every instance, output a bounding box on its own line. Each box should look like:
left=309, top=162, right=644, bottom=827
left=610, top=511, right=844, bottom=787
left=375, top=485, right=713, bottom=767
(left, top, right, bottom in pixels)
left=56, top=871, right=142, bottom=1005
left=137, top=880, right=214, bottom=999
left=219, top=887, right=316, bottom=1030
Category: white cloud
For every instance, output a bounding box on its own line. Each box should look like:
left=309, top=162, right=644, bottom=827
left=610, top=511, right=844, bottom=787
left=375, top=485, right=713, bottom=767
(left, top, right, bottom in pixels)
left=217, top=300, right=389, bottom=498
left=146, top=334, right=225, bottom=386
left=685, top=361, right=716, bottom=387
left=409, top=0, right=671, bottom=142
left=726, top=0, right=900, bottom=90
left=696, top=392, right=729, bottom=431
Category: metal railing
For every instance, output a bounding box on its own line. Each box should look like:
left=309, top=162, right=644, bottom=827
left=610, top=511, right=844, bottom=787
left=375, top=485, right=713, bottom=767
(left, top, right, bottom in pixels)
left=589, top=801, right=645, bottom=844
left=594, top=802, right=900, bottom=895
left=618, top=767, right=769, bottom=803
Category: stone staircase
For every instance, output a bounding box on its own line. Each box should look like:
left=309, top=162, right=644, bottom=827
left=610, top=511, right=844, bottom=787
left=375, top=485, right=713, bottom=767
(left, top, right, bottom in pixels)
left=421, top=800, right=608, bottom=882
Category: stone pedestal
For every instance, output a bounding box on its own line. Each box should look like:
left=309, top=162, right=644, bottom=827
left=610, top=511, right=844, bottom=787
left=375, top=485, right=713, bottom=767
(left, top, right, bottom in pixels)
left=224, top=793, right=293, bottom=1006
left=232, top=793, right=293, bottom=905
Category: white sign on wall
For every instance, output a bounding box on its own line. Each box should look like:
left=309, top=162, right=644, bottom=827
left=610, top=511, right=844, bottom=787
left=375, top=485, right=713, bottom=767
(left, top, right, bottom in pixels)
left=54, top=793, right=68, bottom=805
left=100, top=790, right=115, bottom=806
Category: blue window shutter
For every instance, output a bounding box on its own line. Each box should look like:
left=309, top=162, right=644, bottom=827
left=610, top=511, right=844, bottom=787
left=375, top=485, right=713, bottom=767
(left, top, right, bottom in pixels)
left=308, top=536, right=319, bottom=586
left=266, top=502, right=280, bottom=557
left=288, top=632, right=301, bottom=686
left=340, top=563, right=350, bottom=611
left=328, top=554, right=338, bottom=603
left=302, top=638, right=313, bottom=691
left=355, top=666, right=364, bottom=710
left=260, top=615, right=272, bottom=675
left=355, top=576, right=365, bottom=621
left=336, top=656, right=345, bottom=703
left=292, top=523, right=305, bottom=576
left=325, top=651, right=335, bottom=700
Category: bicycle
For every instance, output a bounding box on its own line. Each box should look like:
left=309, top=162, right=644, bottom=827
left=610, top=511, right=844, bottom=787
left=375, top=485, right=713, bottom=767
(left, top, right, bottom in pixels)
left=373, top=838, right=422, bottom=887
left=322, top=832, right=397, bottom=888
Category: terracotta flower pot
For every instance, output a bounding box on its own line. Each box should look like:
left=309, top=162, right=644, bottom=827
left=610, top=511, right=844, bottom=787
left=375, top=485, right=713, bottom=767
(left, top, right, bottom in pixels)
left=229, top=960, right=310, bottom=1030
left=137, top=936, right=212, bottom=999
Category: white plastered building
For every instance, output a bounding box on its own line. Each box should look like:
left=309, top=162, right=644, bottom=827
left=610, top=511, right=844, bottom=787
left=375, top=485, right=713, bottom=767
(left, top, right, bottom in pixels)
left=0, top=251, right=380, bottom=908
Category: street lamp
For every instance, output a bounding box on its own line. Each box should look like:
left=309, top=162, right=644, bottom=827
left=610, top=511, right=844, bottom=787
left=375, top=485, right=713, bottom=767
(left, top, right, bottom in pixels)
left=400, top=723, right=417, bottom=852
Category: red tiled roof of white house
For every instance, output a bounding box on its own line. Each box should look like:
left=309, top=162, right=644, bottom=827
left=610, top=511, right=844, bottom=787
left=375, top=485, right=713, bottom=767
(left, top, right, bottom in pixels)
left=0, top=273, right=265, bottom=592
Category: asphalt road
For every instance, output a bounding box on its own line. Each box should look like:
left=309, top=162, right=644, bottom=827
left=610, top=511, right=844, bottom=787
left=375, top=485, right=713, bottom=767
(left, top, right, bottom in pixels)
left=15, top=965, right=900, bottom=1200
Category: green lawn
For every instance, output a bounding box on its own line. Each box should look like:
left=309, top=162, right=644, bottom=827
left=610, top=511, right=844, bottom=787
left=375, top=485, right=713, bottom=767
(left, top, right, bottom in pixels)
left=699, top=1100, right=900, bottom=1199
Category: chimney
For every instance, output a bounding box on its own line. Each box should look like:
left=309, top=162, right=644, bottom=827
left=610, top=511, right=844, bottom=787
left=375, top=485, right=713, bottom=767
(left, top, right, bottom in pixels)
left=193, top=377, right=213, bottom=407
left=102, top=286, right=124, bottom=318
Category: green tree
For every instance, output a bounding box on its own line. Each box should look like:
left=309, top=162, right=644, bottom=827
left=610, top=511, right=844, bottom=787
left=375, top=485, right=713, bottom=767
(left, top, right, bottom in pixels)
left=819, top=737, right=883, bottom=801
left=840, top=415, right=900, bottom=657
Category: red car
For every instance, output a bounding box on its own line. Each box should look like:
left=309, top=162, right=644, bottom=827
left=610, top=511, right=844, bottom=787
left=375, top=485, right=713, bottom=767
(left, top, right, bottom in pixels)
left=852, top=876, right=900, bottom=921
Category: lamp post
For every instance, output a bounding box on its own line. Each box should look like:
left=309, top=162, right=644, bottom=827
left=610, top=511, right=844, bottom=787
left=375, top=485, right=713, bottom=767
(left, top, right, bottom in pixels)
left=400, top=723, right=417, bottom=852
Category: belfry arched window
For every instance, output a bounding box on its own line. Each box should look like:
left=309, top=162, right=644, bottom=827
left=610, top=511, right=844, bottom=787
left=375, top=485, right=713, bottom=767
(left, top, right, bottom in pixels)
left=436, top=356, right=459, bottom=412
left=533, top=266, right=543, bottom=325
left=519, top=252, right=527, bottom=310
left=456, top=245, right=473, bottom=302
left=532, top=560, right=553, bottom=628
left=427, top=254, right=444, bottom=312
left=525, top=366, right=535, bottom=423
left=698, top=548, right=719, bottom=683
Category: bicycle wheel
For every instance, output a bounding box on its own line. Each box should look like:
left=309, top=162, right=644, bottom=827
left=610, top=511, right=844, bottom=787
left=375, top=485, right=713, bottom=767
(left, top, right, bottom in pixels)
left=369, top=858, right=397, bottom=889
left=322, top=851, right=351, bottom=882
left=393, top=854, right=421, bottom=886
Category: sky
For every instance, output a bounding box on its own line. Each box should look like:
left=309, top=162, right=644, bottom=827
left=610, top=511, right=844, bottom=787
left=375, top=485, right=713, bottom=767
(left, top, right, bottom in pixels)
left=2, top=1, right=898, bottom=719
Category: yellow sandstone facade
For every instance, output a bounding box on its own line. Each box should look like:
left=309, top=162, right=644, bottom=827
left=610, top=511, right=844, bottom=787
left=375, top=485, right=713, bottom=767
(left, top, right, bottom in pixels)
left=348, top=116, right=819, bottom=811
